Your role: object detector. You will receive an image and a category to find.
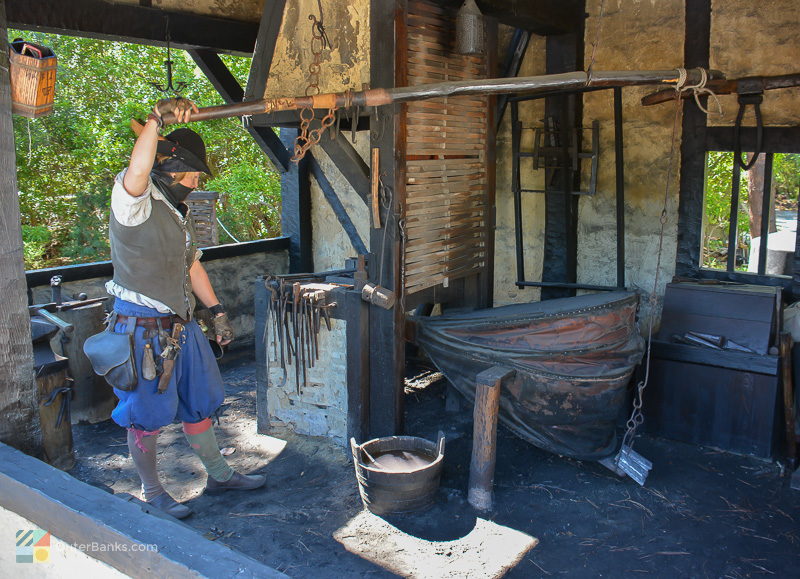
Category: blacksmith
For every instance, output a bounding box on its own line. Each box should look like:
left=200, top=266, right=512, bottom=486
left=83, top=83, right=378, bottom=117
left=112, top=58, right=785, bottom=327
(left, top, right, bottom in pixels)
left=105, top=98, right=265, bottom=519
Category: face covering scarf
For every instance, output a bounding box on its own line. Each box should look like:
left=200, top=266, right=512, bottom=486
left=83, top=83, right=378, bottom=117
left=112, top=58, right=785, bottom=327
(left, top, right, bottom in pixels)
left=151, top=169, right=193, bottom=208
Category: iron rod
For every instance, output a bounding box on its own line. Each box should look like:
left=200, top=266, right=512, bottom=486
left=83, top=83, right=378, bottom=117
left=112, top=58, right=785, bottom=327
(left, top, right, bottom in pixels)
left=757, top=153, right=774, bottom=275
left=511, top=101, right=526, bottom=287
left=613, top=87, right=626, bottom=289
left=515, top=281, right=620, bottom=291
left=726, top=157, right=741, bottom=272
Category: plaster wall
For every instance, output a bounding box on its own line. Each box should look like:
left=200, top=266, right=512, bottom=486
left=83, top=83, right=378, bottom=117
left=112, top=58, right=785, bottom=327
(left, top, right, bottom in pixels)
left=577, top=0, right=685, bottom=323
left=709, top=0, right=800, bottom=127
left=495, top=0, right=800, bottom=318
left=311, top=135, right=372, bottom=271
left=262, top=0, right=370, bottom=99
left=266, top=318, right=348, bottom=445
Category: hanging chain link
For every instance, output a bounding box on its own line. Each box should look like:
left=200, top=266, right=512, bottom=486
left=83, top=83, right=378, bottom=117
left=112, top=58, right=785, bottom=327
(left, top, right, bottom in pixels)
left=292, top=1, right=337, bottom=162
left=618, top=89, right=685, bottom=458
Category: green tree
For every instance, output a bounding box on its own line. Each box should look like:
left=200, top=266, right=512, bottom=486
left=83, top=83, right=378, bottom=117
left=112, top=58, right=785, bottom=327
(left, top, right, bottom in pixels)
left=703, top=152, right=800, bottom=270
left=9, top=31, right=281, bottom=269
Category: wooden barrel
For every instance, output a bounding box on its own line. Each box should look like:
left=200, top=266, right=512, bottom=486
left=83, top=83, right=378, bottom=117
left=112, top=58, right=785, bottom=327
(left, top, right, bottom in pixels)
left=350, top=432, right=445, bottom=515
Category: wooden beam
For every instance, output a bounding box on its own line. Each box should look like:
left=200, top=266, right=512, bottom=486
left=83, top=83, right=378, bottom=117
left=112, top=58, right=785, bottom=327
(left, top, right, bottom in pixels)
left=245, top=0, right=286, bottom=101
left=367, top=0, right=404, bottom=438
left=496, top=28, right=530, bottom=130
left=188, top=48, right=290, bottom=172
left=706, top=126, right=800, bottom=155
left=318, top=131, right=371, bottom=205
left=280, top=129, right=313, bottom=273
left=0, top=442, right=287, bottom=577
left=344, top=290, right=370, bottom=443
left=482, top=19, right=498, bottom=308
left=5, top=0, right=258, bottom=55
left=433, top=0, right=584, bottom=35
left=540, top=28, right=584, bottom=300
left=0, top=0, right=39, bottom=453
left=674, top=0, right=711, bottom=280
left=308, top=154, right=368, bottom=256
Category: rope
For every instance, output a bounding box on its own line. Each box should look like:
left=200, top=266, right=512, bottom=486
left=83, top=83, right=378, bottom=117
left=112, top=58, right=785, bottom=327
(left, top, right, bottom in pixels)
left=674, top=67, right=723, bottom=116
left=618, top=78, right=686, bottom=457
left=586, top=0, right=608, bottom=84
left=216, top=217, right=241, bottom=243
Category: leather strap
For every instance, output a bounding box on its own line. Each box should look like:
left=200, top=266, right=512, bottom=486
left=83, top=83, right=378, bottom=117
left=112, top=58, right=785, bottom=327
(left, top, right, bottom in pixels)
left=116, top=314, right=184, bottom=330
left=157, top=322, right=184, bottom=394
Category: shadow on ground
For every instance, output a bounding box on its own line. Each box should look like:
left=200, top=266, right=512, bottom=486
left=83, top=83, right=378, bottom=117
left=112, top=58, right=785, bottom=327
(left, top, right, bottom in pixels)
left=70, top=356, right=800, bottom=578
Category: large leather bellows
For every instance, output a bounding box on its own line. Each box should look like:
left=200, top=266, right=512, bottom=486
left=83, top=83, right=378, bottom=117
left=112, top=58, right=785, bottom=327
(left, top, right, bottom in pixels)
left=83, top=314, right=138, bottom=391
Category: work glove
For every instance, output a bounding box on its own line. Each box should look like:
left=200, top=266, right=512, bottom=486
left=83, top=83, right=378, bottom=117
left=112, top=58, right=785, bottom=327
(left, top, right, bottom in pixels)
left=154, top=97, right=198, bottom=124
left=211, top=313, right=234, bottom=346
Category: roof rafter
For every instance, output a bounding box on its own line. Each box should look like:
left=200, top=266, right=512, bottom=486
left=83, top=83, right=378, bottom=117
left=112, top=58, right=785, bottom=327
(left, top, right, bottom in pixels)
left=5, top=0, right=258, bottom=55
left=432, top=0, right=584, bottom=35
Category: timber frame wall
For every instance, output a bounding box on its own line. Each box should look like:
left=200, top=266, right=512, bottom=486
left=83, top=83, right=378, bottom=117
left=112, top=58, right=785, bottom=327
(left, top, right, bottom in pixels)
left=0, top=0, right=591, bottom=449
left=676, top=0, right=800, bottom=299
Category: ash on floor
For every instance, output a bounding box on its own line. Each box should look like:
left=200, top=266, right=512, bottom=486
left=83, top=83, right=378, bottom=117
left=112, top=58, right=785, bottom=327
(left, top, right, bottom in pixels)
left=71, top=357, right=800, bottom=578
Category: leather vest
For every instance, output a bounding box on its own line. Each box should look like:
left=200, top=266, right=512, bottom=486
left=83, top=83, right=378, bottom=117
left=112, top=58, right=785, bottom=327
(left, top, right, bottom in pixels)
left=109, top=193, right=197, bottom=319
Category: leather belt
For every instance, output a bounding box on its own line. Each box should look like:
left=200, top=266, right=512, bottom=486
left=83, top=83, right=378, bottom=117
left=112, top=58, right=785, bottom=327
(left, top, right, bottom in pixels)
left=116, top=314, right=186, bottom=330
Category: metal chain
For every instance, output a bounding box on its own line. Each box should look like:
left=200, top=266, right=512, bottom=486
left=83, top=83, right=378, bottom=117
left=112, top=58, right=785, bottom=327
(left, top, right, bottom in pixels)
left=619, top=87, right=686, bottom=455
left=292, top=1, right=336, bottom=162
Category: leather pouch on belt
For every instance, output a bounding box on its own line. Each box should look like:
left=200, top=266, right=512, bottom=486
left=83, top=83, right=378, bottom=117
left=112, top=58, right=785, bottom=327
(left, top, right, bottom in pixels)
left=83, top=313, right=138, bottom=391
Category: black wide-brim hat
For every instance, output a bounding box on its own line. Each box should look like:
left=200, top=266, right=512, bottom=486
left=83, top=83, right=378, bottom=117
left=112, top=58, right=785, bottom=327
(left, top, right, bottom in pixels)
left=156, top=128, right=212, bottom=175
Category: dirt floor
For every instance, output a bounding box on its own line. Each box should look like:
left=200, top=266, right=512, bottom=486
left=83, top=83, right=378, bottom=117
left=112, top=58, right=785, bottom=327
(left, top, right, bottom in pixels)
left=71, top=355, right=800, bottom=578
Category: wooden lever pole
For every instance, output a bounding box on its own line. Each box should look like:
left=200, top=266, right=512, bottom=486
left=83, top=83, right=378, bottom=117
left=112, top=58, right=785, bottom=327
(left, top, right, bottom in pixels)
left=159, top=69, right=725, bottom=126
left=641, top=73, right=800, bottom=107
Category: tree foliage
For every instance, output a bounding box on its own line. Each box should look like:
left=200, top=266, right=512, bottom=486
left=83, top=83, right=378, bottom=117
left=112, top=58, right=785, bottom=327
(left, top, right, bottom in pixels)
left=9, top=30, right=281, bottom=268
left=703, top=151, right=799, bottom=270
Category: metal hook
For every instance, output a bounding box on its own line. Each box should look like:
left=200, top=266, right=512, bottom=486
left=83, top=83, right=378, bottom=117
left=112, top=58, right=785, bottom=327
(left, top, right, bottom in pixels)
left=149, top=20, right=189, bottom=95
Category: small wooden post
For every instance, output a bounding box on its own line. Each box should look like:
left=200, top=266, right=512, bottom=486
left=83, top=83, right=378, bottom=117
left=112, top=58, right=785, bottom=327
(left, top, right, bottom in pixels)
left=468, top=366, right=514, bottom=511
left=780, top=332, right=797, bottom=468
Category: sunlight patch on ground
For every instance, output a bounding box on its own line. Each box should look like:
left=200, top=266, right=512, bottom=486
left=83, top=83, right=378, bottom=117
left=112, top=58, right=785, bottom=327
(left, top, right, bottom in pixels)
left=240, top=433, right=288, bottom=459
left=333, top=510, right=538, bottom=578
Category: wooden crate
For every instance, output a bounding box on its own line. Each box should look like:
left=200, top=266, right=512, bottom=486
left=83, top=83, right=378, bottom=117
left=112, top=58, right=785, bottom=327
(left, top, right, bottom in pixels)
left=186, top=190, right=219, bottom=247
left=9, top=40, right=57, bottom=118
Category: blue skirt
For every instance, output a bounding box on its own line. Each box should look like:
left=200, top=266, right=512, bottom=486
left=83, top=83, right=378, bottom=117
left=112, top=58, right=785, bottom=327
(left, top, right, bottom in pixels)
left=110, top=298, right=225, bottom=431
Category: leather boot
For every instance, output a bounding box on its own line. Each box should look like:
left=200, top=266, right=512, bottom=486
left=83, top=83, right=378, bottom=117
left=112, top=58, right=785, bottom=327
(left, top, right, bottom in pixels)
left=204, top=472, right=266, bottom=495
left=146, top=491, right=193, bottom=519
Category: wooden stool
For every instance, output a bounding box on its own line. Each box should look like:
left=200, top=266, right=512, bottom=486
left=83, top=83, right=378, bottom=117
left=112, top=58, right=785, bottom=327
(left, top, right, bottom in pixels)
left=468, top=366, right=515, bottom=511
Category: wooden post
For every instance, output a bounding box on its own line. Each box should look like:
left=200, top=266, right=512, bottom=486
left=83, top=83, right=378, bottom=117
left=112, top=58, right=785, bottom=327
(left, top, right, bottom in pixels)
left=468, top=366, right=514, bottom=511
left=0, top=0, right=39, bottom=453
left=367, top=0, right=405, bottom=438
left=280, top=128, right=313, bottom=273
left=780, top=333, right=797, bottom=467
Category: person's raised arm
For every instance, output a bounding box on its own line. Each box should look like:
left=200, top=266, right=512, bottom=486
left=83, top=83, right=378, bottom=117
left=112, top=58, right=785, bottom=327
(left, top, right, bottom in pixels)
left=122, top=99, right=198, bottom=197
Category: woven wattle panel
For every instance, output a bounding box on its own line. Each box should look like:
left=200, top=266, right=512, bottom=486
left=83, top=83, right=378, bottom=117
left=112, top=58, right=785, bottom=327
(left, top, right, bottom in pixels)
left=402, top=0, right=489, bottom=294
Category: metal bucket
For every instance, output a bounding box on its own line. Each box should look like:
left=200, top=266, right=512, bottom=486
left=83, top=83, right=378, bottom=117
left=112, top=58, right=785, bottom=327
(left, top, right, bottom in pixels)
left=350, top=432, right=445, bottom=515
